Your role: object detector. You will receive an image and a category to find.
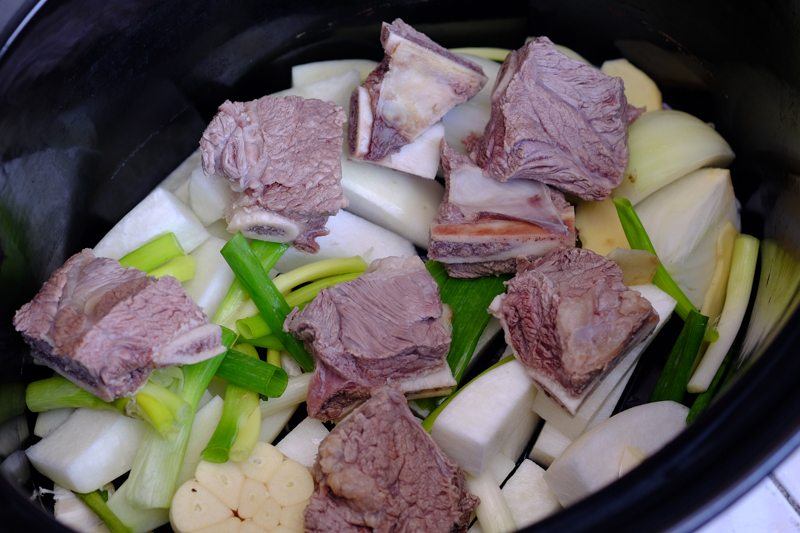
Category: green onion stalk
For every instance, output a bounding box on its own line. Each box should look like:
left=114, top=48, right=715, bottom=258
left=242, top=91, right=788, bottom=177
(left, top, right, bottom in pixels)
left=148, top=254, right=196, bottom=282
left=75, top=491, right=132, bottom=533
left=650, top=310, right=709, bottom=403
left=203, top=344, right=262, bottom=463
left=221, top=234, right=314, bottom=371
left=118, top=233, right=184, bottom=272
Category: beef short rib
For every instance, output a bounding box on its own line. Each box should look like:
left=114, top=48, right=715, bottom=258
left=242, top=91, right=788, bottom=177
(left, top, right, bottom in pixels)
left=284, top=256, right=451, bottom=421
left=13, top=249, right=223, bottom=400
left=429, top=142, right=576, bottom=277
left=304, top=388, right=478, bottom=532
left=490, top=248, right=657, bottom=412
left=469, top=37, right=640, bottom=200
left=200, top=95, right=346, bottom=252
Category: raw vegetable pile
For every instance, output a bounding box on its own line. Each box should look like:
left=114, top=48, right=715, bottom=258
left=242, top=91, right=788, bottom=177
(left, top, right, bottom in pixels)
left=15, top=38, right=760, bottom=533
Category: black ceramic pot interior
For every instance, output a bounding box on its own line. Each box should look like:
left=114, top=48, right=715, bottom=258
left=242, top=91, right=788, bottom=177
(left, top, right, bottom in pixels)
left=1, top=0, right=799, bottom=531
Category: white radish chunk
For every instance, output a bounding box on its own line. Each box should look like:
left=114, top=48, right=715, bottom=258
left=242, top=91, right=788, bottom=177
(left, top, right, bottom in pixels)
left=33, top=409, right=73, bottom=438
left=501, top=460, right=561, bottom=527
left=431, top=359, right=536, bottom=476
left=170, top=480, right=233, bottom=532
left=188, top=167, right=233, bottom=226
left=291, top=59, right=377, bottom=86
left=239, top=442, right=284, bottom=484
left=158, top=150, right=201, bottom=193
left=341, top=154, right=443, bottom=247
left=53, top=484, right=110, bottom=533
left=274, top=211, right=414, bottom=272
left=531, top=284, right=676, bottom=435
left=468, top=470, right=516, bottom=533
left=26, top=409, right=144, bottom=493
left=252, top=497, right=282, bottom=529
left=267, top=460, right=314, bottom=507
left=183, top=237, right=235, bottom=317
left=94, top=188, right=209, bottom=259
left=545, top=401, right=688, bottom=506
left=195, top=460, right=245, bottom=510
left=618, top=446, right=646, bottom=476
left=529, top=423, right=572, bottom=468
left=278, top=70, right=361, bottom=111
left=487, top=454, right=516, bottom=485
left=178, top=396, right=224, bottom=485
left=276, top=418, right=329, bottom=468
left=237, top=478, right=270, bottom=519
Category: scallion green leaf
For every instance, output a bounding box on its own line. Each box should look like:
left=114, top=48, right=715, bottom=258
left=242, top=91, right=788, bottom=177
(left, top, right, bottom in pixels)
left=650, top=310, right=708, bottom=402
left=75, top=491, right=132, bottom=533
left=217, top=350, right=288, bottom=398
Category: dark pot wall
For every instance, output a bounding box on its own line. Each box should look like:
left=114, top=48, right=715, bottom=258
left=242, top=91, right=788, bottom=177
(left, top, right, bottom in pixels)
left=0, top=1, right=799, bottom=531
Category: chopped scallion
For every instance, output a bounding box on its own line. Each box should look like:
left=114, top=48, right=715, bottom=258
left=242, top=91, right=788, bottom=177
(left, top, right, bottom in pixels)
left=118, top=232, right=183, bottom=272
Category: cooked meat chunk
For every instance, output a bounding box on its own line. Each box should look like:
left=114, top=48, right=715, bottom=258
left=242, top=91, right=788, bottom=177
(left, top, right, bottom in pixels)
left=13, top=250, right=223, bottom=401
left=304, top=388, right=478, bottom=532
left=429, top=143, right=575, bottom=277
left=468, top=37, right=640, bottom=200
left=284, top=256, right=451, bottom=421
left=348, top=19, right=487, bottom=168
left=489, top=248, right=657, bottom=413
left=200, top=95, right=346, bottom=252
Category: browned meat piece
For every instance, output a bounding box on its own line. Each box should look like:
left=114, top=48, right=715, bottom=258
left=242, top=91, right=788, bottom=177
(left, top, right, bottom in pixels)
left=348, top=19, right=487, bottom=166
left=13, top=249, right=223, bottom=400
left=489, top=248, right=657, bottom=413
left=304, top=388, right=478, bottom=532
left=429, top=143, right=575, bottom=277
left=200, top=95, right=346, bottom=252
left=284, top=256, right=451, bottom=421
left=468, top=37, right=640, bottom=200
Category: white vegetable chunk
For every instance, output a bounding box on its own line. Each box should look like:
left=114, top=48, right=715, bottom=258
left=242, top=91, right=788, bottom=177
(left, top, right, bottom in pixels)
left=291, top=59, right=377, bottom=86
left=158, top=150, right=201, bottom=193
left=33, top=408, right=73, bottom=438
left=502, top=460, right=561, bottom=527
left=341, top=155, right=443, bottom=247
left=530, top=423, right=572, bottom=468
left=545, top=401, right=688, bottom=506
left=468, top=470, right=516, bottom=533
left=259, top=408, right=297, bottom=445
left=178, top=395, right=224, bottom=485
left=637, top=168, right=740, bottom=307
left=54, top=484, right=110, bottom=533
left=487, top=453, right=516, bottom=485
left=274, top=211, right=415, bottom=272
left=183, top=237, right=235, bottom=318
left=431, top=359, right=536, bottom=476
left=278, top=69, right=361, bottom=111
left=275, top=417, right=329, bottom=468
left=26, top=409, right=144, bottom=493
left=532, top=284, right=676, bottom=438
left=614, top=110, right=735, bottom=204
left=94, top=188, right=209, bottom=259
left=188, top=167, right=233, bottom=226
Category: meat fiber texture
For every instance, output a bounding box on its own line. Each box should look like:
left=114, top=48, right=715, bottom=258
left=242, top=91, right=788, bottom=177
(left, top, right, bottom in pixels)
left=284, top=256, right=451, bottom=421
left=200, top=95, right=346, bottom=252
left=469, top=37, right=641, bottom=200
left=348, top=19, right=487, bottom=163
left=13, top=250, right=223, bottom=401
left=429, top=142, right=575, bottom=278
left=304, top=388, right=478, bottom=532
left=490, top=248, right=657, bottom=413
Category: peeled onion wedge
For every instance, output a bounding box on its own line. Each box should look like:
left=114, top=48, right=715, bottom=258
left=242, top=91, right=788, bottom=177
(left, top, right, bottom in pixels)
left=545, top=401, right=688, bottom=506
left=601, top=59, right=662, bottom=112
left=613, top=110, right=734, bottom=204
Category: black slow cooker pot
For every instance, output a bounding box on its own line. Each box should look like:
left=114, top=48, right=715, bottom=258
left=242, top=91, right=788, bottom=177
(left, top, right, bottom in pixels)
left=1, top=0, right=799, bottom=531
